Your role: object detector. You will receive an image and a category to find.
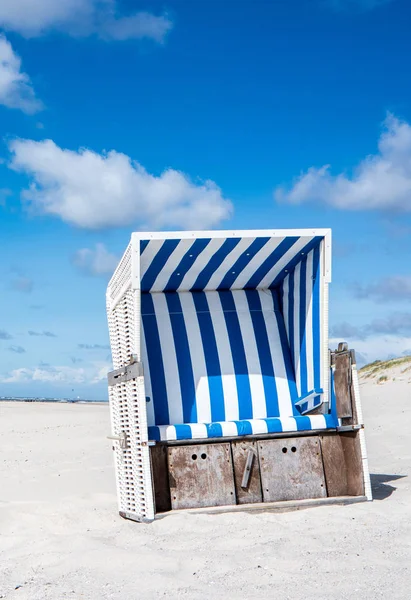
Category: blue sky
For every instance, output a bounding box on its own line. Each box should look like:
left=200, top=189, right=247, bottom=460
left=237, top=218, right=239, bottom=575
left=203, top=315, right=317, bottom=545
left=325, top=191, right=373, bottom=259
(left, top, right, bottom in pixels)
left=1, top=0, right=411, bottom=399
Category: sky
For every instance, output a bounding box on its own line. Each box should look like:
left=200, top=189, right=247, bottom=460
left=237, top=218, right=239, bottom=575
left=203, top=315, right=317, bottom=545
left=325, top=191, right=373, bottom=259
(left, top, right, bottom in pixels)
left=1, top=0, right=411, bottom=400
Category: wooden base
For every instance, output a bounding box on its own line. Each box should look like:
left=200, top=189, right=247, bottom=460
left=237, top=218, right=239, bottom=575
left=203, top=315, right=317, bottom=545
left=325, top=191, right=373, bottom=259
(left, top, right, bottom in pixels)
left=154, top=495, right=368, bottom=519
left=150, top=430, right=367, bottom=515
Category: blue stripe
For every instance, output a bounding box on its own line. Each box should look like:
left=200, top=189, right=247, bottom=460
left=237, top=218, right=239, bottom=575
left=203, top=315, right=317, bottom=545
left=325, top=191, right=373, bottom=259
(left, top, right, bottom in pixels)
left=299, top=257, right=308, bottom=396
left=235, top=420, right=253, bottom=436
left=147, top=426, right=160, bottom=441
left=265, top=418, right=283, bottom=433
left=141, top=239, right=180, bottom=291
left=140, top=239, right=149, bottom=254
left=269, top=289, right=299, bottom=414
left=245, top=290, right=280, bottom=418
left=219, top=291, right=254, bottom=419
left=165, top=293, right=197, bottom=423
left=191, top=238, right=241, bottom=291
left=206, top=422, right=223, bottom=437
left=164, top=238, right=211, bottom=291
left=175, top=424, right=193, bottom=440
left=295, top=416, right=312, bottom=431
left=245, top=237, right=299, bottom=288
left=312, top=244, right=321, bottom=391
left=141, top=293, right=169, bottom=425
left=269, top=237, right=323, bottom=287
left=192, top=292, right=226, bottom=422
left=217, top=237, right=270, bottom=290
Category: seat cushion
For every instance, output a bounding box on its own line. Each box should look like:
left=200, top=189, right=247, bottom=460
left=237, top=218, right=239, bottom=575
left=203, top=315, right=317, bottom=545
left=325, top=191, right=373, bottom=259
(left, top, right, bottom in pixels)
left=148, top=413, right=338, bottom=442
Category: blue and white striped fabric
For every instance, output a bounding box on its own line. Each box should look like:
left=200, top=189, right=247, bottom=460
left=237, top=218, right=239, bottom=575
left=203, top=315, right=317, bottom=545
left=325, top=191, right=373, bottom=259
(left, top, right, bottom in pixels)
left=139, top=235, right=323, bottom=293
left=138, top=232, right=334, bottom=442
left=280, top=244, right=323, bottom=413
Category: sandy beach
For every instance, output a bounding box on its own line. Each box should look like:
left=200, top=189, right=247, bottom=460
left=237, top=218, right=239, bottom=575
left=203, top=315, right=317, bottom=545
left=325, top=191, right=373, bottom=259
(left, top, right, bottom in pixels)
left=1, top=377, right=410, bottom=600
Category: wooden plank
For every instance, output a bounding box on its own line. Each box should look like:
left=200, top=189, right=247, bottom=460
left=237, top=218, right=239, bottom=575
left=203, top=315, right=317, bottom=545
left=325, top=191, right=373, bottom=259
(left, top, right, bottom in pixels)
left=340, top=431, right=365, bottom=496
left=156, top=495, right=368, bottom=518
left=334, top=353, right=353, bottom=419
left=150, top=445, right=171, bottom=513
left=168, top=443, right=236, bottom=510
left=258, top=437, right=327, bottom=502
left=232, top=441, right=262, bottom=505
left=320, top=434, right=348, bottom=497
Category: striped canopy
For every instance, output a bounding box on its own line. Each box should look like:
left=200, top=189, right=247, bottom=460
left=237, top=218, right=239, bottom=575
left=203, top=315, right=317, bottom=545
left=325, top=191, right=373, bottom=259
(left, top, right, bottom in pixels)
left=139, top=233, right=324, bottom=293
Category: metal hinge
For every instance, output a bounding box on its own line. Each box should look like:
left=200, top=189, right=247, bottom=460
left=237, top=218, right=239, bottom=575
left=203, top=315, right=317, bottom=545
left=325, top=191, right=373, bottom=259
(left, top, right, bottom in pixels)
left=108, top=361, right=143, bottom=386
left=107, top=431, right=128, bottom=449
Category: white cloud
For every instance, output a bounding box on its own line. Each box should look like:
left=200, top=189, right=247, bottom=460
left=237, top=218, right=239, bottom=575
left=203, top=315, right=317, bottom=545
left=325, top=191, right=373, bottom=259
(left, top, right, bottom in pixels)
left=275, top=114, right=411, bottom=212
left=8, top=139, right=233, bottom=230
left=73, top=243, right=118, bottom=276
left=0, top=361, right=109, bottom=384
left=0, top=35, right=42, bottom=114
left=0, top=0, right=172, bottom=42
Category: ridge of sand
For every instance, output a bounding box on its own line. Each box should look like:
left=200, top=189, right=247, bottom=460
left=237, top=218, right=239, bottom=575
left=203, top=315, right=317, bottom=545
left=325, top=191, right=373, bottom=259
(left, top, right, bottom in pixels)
left=1, top=379, right=410, bottom=600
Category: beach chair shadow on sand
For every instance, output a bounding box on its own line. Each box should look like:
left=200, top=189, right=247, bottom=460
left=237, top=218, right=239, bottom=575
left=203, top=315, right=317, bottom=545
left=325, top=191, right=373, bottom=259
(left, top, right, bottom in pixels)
left=106, top=229, right=373, bottom=522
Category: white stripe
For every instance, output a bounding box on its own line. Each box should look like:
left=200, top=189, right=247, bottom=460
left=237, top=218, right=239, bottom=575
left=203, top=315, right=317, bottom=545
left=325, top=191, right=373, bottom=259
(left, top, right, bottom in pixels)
left=308, top=415, right=327, bottom=429
left=140, top=239, right=165, bottom=279
left=231, top=237, right=283, bottom=289
left=259, top=290, right=294, bottom=417
left=178, top=237, right=226, bottom=290
left=151, top=294, right=184, bottom=425
left=258, top=236, right=314, bottom=288
left=293, top=263, right=301, bottom=396
left=250, top=419, right=269, bottom=434
left=149, top=239, right=195, bottom=292
left=219, top=421, right=239, bottom=437
left=206, top=237, right=256, bottom=290
left=205, top=291, right=239, bottom=421
left=178, top=292, right=212, bottom=423
left=189, top=423, right=208, bottom=439
left=232, top=290, right=267, bottom=419
left=141, top=326, right=155, bottom=427
left=157, top=425, right=177, bottom=441
left=305, top=250, right=314, bottom=394
left=279, top=416, right=298, bottom=431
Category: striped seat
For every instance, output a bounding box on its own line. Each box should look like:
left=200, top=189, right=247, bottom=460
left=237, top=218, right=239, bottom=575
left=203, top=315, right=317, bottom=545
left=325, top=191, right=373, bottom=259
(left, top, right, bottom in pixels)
left=142, top=288, right=337, bottom=441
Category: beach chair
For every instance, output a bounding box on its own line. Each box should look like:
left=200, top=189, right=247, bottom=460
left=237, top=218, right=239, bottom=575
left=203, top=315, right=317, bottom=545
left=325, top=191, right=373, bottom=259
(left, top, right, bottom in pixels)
left=106, top=229, right=372, bottom=522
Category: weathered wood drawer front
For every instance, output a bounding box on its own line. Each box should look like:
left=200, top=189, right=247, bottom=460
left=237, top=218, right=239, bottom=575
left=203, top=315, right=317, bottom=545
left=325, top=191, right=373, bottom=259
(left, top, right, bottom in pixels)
left=168, top=443, right=236, bottom=510
left=232, top=441, right=262, bottom=504
left=258, top=437, right=327, bottom=502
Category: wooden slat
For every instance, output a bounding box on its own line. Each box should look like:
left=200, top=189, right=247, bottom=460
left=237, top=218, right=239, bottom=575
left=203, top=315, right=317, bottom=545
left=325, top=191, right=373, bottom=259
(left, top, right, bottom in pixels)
left=156, top=495, right=368, bottom=518
left=232, top=441, right=262, bottom=505
left=150, top=445, right=171, bottom=513
left=334, top=353, right=353, bottom=419
left=168, top=443, right=236, bottom=510
left=340, top=431, right=365, bottom=496
left=320, top=434, right=348, bottom=497
left=258, top=437, right=327, bottom=502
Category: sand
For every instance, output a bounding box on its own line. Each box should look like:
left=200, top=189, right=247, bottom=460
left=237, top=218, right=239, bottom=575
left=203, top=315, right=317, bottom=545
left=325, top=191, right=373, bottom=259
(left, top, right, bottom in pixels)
left=1, top=380, right=411, bottom=600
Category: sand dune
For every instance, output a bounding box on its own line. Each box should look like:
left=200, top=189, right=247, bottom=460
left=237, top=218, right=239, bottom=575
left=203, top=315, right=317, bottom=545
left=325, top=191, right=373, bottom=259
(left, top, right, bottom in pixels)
left=1, top=376, right=410, bottom=599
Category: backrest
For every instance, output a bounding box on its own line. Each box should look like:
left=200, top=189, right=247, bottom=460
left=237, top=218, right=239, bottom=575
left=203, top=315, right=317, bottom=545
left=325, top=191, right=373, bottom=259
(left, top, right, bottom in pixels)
left=141, top=289, right=299, bottom=427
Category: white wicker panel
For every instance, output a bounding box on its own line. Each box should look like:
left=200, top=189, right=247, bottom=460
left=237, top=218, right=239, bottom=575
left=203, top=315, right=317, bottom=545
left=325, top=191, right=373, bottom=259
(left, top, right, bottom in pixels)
left=107, top=289, right=136, bottom=369
left=107, top=242, right=132, bottom=310
left=109, top=374, right=154, bottom=522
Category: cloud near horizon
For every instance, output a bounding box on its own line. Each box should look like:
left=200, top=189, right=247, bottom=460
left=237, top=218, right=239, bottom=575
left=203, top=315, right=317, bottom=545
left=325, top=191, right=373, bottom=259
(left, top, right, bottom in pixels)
left=0, top=35, right=42, bottom=114
left=0, top=361, right=109, bottom=384
left=331, top=312, right=411, bottom=341
left=0, top=0, right=172, bottom=43
left=8, top=139, right=233, bottom=230
left=275, top=114, right=411, bottom=212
